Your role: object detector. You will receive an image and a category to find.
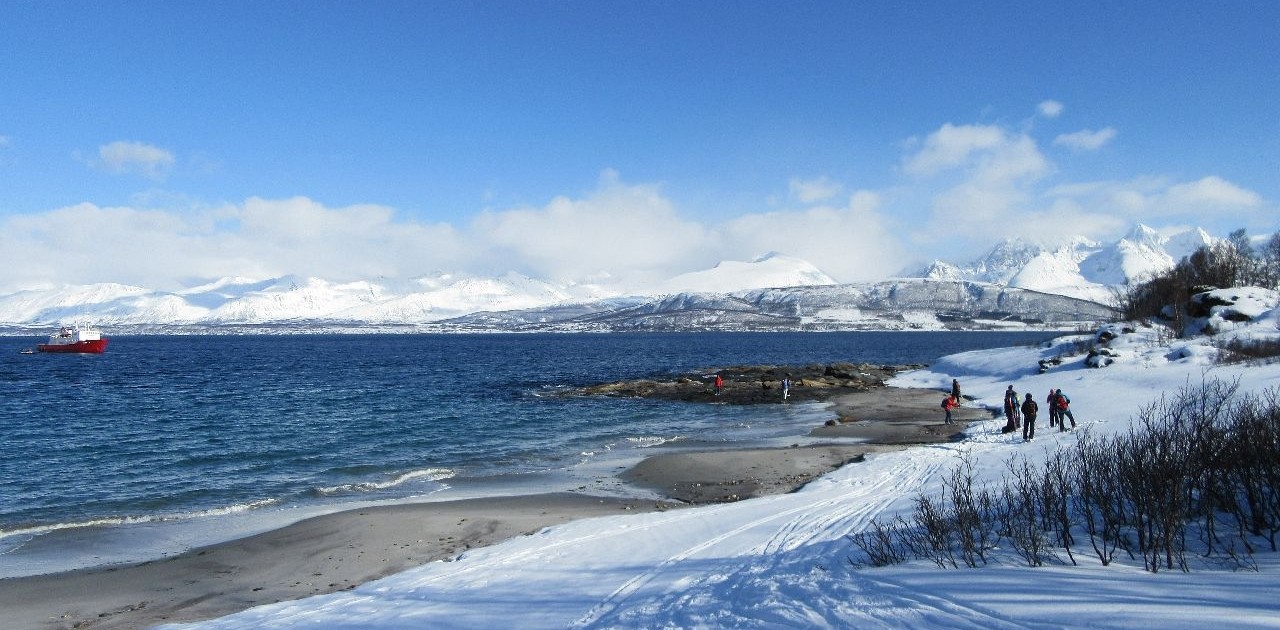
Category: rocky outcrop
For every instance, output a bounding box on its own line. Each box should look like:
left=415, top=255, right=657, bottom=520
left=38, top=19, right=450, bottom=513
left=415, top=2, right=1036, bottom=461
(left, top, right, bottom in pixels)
left=568, top=362, right=921, bottom=405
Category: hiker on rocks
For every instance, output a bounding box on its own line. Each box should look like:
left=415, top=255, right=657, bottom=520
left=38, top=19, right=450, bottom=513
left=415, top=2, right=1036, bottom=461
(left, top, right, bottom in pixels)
left=1047, top=389, right=1061, bottom=428
left=952, top=378, right=962, bottom=401
left=941, top=393, right=959, bottom=425
left=1055, top=388, right=1077, bottom=430
left=781, top=374, right=791, bottom=401
left=714, top=374, right=723, bottom=396
left=1001, top=385, right=1021, bottom=433
left=1021, top=393, right=1038, bottom=442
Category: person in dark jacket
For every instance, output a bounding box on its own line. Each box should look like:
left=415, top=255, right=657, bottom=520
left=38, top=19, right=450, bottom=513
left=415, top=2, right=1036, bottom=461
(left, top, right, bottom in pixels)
left=952, top=378, right=962, bottom=401
left=1021, top=393, right=1038, bottom=442
left=1001, top=385, right=1020, bottom=433
left=1046, top=389, right=1061, bottom=428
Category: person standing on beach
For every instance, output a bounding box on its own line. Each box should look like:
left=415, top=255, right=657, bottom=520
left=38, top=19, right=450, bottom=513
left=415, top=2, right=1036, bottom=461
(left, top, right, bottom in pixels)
left=942, top=394, right=959, bottom=425
left=1001, top=385, right=1020, bottom=432
left=781, top=374, right=791, bottom=401
left=1047, top=389, right=1061, bottom=428
left=1055, top=389, right=1077, bottom=430
left=1021, top=393, right=1038, bottom=441
left=952, top=378, right=962, bottom=401
left=714, top=374, right=723, bottom=396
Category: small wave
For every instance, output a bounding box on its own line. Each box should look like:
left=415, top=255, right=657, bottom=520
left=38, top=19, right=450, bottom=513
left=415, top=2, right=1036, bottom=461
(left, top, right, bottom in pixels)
left=580, top=435, right=683, bottom=459
left=626, top=435, right=683, bottom=448
left=0, top=497, right=282, bottom=542
left=314, top=467, right=455, bottom=496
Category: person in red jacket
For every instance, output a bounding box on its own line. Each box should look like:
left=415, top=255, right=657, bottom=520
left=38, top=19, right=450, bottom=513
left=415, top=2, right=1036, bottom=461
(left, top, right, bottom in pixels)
left=942, top=394, right=959, bottom=425
left=1055, top=389, right=1077, bottom=430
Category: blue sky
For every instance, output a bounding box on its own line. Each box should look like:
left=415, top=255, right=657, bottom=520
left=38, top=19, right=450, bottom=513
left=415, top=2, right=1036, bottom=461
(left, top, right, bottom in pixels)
left=1, top=1, right=1276, bottom=292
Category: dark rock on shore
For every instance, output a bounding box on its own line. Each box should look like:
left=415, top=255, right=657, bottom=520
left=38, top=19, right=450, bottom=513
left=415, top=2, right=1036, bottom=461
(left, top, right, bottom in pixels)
left=569, top=362, right=924, bottom=405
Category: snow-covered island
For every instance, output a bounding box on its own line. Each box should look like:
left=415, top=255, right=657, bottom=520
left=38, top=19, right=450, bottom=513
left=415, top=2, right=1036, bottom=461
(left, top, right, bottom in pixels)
left=152, top=284, right=1280, bottom=629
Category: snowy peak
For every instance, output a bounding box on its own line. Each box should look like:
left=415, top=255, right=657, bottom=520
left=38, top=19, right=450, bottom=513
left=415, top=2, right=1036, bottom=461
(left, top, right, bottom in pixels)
left=650, top=253, right=837, bottom=295
left=922, top=225, right=1220, bottom=303
left=972, top=239, right=1050, bottom=284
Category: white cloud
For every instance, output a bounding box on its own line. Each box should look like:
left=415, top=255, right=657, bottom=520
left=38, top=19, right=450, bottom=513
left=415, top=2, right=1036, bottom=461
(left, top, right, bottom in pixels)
left=1164, top=176, right=1262, bottom=210
left=0, top=198, right=464, bottom=291
left=1, top=109, right=1269, bottom=295
left=94, top=141, right=175, bottom=180
left=1053, top=127, right=1117, bottom=151
left=1044, top=175, right=1264, bottom=225
left=471, top=170, right=709, bottom=286
left=0, top=170, right=918, bottom=293
left=902, top=123, right=1053, bottom=248
left=902, top=124, right=1005, bottom=176
left=1038, top=100, right=1064, bottom=118
left=788, top=176, right=842, bottom=203
left=717, top=190, right=905, bottom=283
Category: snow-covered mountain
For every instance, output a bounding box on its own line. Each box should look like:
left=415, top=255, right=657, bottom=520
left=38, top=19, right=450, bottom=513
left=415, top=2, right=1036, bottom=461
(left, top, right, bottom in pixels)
left=444, top=279, right=1118, bottom=332
left=0, top=226, right=1221, bottom=333
left=649, top=252, right=836, bottom=295
left=0, top=254, right=840, bottom=330
left=920, top=224, right=1215, bottom=303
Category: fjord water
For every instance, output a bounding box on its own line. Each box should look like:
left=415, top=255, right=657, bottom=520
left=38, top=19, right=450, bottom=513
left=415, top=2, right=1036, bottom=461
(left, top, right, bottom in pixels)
left=0, top=331, right=1054, bottom=576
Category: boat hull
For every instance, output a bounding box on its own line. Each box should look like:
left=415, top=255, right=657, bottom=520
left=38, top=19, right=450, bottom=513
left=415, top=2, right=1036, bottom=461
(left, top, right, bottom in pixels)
left=37, top=339, right=109, bottom=354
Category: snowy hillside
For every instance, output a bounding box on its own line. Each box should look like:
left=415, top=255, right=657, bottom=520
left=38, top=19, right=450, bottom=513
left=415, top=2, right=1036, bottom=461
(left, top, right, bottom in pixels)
left=445, top=279, right=1119, bottom=332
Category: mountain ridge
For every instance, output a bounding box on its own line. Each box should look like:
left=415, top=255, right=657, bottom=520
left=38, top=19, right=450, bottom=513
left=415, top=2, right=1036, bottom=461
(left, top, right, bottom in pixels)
left=0, top=224, right=1215, bottom=332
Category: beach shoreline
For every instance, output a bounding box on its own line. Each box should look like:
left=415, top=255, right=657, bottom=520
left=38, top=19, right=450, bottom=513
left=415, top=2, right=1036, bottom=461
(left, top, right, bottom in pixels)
left=0, top=386, right=990, bottom=630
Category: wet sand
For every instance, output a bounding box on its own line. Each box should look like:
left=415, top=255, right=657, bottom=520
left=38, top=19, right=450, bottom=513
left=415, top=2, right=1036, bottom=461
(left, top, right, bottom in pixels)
left=0, top=386, right=989, bottom=630
left=0, top=494, right=662, bottom=630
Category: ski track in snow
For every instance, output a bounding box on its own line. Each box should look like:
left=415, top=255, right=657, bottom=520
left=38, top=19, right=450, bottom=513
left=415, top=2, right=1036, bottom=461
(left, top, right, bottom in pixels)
left=572, top=454, right=947, bottom=628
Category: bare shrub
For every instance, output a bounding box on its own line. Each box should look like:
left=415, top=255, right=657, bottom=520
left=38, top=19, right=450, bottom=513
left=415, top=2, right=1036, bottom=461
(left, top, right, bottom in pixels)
left=943, top=454, right=995, bottom=568
left=1216, top=338, right=1280, bottom=365
left=901, top=494, right=957, bottom=569
left=848, top=517, right=910, bottom=567
left=997, top=457, right=1054, bottom=567
left=1042, top=449, right=1078, bottom=565
left=1073, top=432, right=1124, bottom=565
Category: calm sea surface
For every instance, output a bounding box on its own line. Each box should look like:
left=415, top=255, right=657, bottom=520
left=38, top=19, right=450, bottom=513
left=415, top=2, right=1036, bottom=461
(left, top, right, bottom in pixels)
left=0, top=331, right=1056, bottom=576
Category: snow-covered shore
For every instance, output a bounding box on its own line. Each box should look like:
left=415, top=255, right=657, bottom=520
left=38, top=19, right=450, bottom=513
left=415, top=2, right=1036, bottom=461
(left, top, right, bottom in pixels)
left=157, top=294, right=1280, bottom=629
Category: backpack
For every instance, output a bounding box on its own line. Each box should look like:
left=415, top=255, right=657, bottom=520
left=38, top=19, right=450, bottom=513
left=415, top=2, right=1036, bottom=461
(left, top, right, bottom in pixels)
left=941, top=397, right=949, bottom=409
left=1057, top=394, right=1070, bottom=409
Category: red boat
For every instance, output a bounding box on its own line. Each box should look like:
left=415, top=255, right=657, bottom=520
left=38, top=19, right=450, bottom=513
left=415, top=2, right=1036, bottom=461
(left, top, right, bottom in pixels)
left=37, top=325, right=109, bottom=354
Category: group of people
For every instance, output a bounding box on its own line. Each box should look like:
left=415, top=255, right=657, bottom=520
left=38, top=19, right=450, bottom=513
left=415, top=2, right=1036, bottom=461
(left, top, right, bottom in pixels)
left=941, top=379, right=1079, bottom=442
left=940, top=378, right=963, bottom=424
left=999, top=385, right=1077, bottom=442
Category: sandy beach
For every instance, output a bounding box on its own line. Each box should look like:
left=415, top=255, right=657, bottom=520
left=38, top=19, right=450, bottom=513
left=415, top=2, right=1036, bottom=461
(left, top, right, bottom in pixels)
left=0, top=386, right=986, bottom=630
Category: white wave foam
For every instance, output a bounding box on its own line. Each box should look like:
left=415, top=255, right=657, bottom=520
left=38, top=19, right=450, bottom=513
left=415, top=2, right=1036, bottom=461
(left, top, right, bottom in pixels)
left=626, top=435, right=683, bottom=448
left=315, top=467, right=455, bottom=496
left=0, top=497, right=282, bottom=543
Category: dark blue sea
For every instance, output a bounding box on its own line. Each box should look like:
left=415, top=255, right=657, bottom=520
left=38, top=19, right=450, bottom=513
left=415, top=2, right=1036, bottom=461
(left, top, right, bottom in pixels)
left=0, top=331, right=1056, bottom=577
